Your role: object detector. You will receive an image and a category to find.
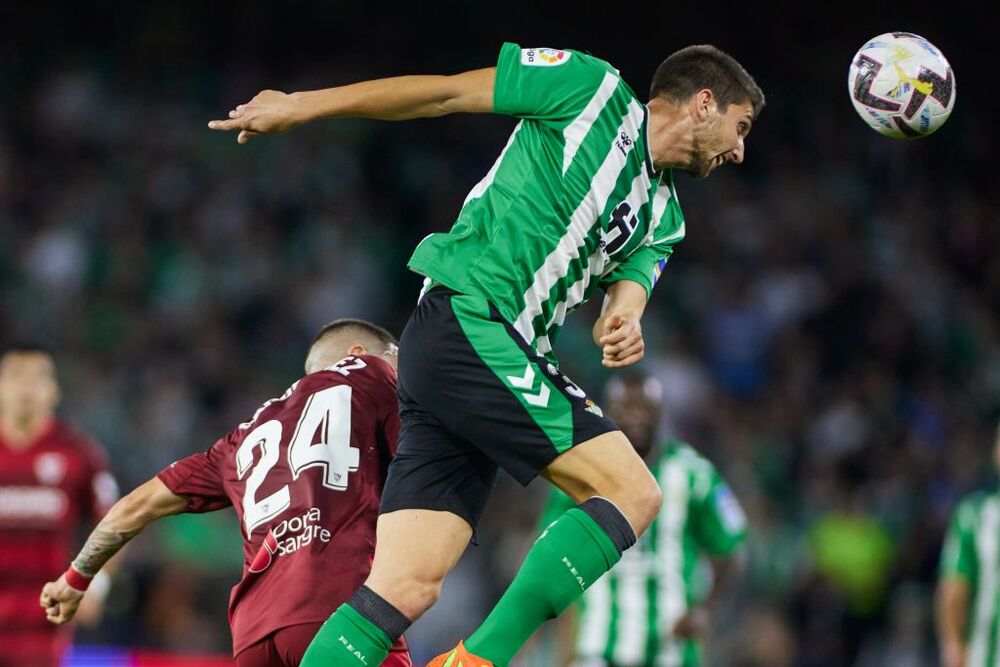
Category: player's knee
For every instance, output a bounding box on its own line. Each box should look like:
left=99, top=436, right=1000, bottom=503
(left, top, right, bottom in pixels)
left=613, top=473, right=661, bottom=535
left=636, top=478, right=663, bottom=530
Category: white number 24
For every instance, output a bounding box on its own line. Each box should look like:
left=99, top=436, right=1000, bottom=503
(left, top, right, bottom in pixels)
left=236, top=382, right=360, bottom=537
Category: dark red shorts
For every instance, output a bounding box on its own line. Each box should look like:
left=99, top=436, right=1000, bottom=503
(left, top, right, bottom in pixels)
left=235, top=622, right=411, bottom=667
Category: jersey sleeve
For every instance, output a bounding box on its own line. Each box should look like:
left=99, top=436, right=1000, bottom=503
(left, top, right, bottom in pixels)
left=940, top=498, right=979, bottom=584
left=691, top=470, right=748, bottom=557
left=599, top=176, right=686, bottom=299
left=493, top=42, right=619, bottom=123
left=156, top=435, right=233, bottom=513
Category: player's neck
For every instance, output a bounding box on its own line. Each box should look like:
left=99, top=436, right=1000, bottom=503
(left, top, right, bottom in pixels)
left=0, top=413, right=53, bottom=450
left=646, top=98, right=696, bottom=171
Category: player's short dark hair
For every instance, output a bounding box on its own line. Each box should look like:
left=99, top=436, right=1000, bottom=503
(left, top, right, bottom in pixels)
left=650, top=45, right=765, bottom=118
left=311, top=318, right=397, bottom=353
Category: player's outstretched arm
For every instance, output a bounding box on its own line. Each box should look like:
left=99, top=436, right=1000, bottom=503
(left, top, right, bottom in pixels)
left=594, top=280, right=648, bottom=368
left=40, top=477, right=187, bottom=625
left=208, top=67, right=496, bottom=144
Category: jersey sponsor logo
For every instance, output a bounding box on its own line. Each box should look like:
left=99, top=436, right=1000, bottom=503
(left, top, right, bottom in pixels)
left=0, top=485, right=68, bottom=521
left=521, top=47, right=572, bottom=67
left=600, top=201, right=643, bottom=259
left=248, top=507, right=332, bottom=573
left=34, top=452, right=67, bottom=485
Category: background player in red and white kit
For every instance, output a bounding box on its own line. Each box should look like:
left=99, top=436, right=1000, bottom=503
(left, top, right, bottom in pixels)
left=40, top=319, right=411, bottom=667
left=0, top=343, right=119, bottom=667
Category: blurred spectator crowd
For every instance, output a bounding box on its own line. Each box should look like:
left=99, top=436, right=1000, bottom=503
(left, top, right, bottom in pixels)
left=1, top=11, right=997, bottom=665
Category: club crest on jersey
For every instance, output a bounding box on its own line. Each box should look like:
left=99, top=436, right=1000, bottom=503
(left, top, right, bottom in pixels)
left=521, top=47, right=572, bottom=67
left=34, top=453, right=67, bottom=485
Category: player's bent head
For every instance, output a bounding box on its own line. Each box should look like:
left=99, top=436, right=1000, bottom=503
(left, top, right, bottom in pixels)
left=604, top=371, right=663, bottom=459
left=306, top=318, right=399, bottom=374
left=650, top=45, right=765, bottom=119
left=0, top=342, right=61, bottom=416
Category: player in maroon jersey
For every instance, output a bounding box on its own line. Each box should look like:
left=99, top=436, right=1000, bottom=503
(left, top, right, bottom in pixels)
left=40, top=319, right=412, bottom=667
left=0, top=343, right=119, bottom=667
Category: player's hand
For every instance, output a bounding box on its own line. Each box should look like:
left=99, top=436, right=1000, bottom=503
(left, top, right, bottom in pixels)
left=598, top=313, right=644, bottom=367
left=39, top=575, right=85, bottom=625
left=671, top=608, right=710, bottom=639
left=941, top=642, right=967, bottom=667
left=208, top=90, right=306, bottom=144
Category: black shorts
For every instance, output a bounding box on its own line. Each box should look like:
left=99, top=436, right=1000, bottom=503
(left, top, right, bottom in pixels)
left=380, top=287, right=617, bottom=532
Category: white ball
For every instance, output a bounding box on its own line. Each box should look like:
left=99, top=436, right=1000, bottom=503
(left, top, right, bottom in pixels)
left=847, top=32, right=956, bottom=139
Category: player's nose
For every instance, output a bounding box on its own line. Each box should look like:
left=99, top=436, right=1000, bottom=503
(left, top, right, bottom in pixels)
left=730, top=138, right=745, bottom=164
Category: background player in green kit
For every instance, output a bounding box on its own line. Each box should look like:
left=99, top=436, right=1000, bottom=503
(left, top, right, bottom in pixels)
left=542, top=372, right=747, bottom=667
left=937, top=424, right=1000, bottom=667
left=210, top=42, right=764, bottom=667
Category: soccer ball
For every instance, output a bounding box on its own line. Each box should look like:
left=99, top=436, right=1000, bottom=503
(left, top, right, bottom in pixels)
left=847, top=32, right=956, bottom=139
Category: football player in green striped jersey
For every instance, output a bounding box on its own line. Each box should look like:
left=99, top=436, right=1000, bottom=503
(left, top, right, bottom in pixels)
left=937, top=425, right=1000, bottom=667
left=541, top=372, right=747, bottom=667
left=211, top=43, right=763, bottom=667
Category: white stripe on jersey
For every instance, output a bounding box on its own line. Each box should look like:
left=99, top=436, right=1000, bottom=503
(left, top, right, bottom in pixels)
left=462, top=121, right=524, bottom=207
left=543, top=171, right=652, bottom=333
left=657, top=459, right=689, bottom=667
left=563, top=73, right=621, bottom=175
left=513, top=101, right=647, bottom=345
left=613, top=555, right=649, bottom=665
left=577, top=573, right=612, bottom=658
left=969, top=497, right=1000, bottom=667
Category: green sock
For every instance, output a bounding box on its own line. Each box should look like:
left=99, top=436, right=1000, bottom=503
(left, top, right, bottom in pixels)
left=300, top=603, right=392, bottom=667
left=465, top=507, right=622, bottom=666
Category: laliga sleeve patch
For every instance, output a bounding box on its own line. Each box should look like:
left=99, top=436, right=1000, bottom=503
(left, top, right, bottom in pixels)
left=521, top=47, right=573, bottom=67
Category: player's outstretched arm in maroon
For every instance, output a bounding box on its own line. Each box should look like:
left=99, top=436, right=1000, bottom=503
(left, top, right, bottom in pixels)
left=39, top=478, right=188, bottom=625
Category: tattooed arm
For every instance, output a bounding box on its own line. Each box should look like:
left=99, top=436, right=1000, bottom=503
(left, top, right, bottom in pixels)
left=40, top=477, right=188, bottom=625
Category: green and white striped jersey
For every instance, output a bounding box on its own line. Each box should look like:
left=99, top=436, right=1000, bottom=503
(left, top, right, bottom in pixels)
left=940, top=490, right=1000, bottom=667
left=408, top=43, right=686, bottom=357
left=540, top=441, right=747, bottom=667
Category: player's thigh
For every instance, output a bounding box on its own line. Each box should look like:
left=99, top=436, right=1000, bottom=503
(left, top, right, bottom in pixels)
left=400, top=288, right=617, bottom=486
left=540, top=430, right=662, bottom=534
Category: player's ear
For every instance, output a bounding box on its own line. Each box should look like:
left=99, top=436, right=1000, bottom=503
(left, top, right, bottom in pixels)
left=347, top=344, right=368, bottom=357
left=694, top=89, right=714, bottom=121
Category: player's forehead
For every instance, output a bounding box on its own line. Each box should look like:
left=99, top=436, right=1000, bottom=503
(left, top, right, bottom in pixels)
left=607, top=381, right=661, bottom=408
left=0, top=351, right=55, bottom=375
left=725, top=101, right=754, bottom=122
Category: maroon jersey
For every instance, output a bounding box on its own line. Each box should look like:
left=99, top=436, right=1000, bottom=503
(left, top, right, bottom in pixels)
left=0, top=420, right=118, bottom=649
left=157, top=355, right=399, bottom=656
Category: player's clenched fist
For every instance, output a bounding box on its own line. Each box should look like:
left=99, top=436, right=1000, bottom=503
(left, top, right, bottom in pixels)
left=208, top=90, right=305, bottom=144
left=39, top=575, right=84, bottom=625
left=599, top=313, right=645, bottom=368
